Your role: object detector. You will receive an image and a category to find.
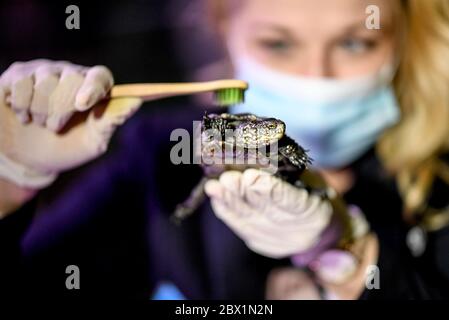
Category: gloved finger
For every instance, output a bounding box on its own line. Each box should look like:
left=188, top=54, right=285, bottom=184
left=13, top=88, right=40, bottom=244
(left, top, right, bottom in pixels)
left=218, top=171, right=243, bottom=197
left=0, top=61, right=26, bottom=87
left=241, top=168, right=268, bottom=189
left=258, top=172, right=326, bottom=219
left=271, top=179, right=310, bottom=212
left=209, top=179, right=267, bottom=225
left=311, top=250, right=358, bottom=285
left=241, top=169, right=288, bottom=213
left=210, top=193, right=320, bottom=257
left=204, top=179, right=225, bottom=199
left=240, top=169, right=333, bottom=224
left=258, top=196, right=332, bottom=234
left=240, top=169, right=308, bottom=212
left=10, top=71, right=34, bottom=123
left=239, top=169, right=278, bottom=209
left=46, top=66, right=86, bottom=132
left=84, top=97, right=142, bottom=155
left=244, top=217, right=321, bottom=251
left=75, top=65, right=114, bottom=111
left=206, top=179, right=257, bottom=221
left=245, top=228, right=306, bottom=256
left=210, top=198, right=251, bottom=238
left=212, top=197, right=305, bottom=245
left=297, top=195, right=333, bottom=225
left=30, top=64, right=60, bottom=126
left=241, top=169, right=303, bottom=209
left=239, top=169, right=308, bottom=222
left=218, top=171, right=306, bottom=220
left=210, top=171, right=261, bottom=217
left=209, top=183, right=249, bottom=218
left=211, top=200, right=290, bottom=255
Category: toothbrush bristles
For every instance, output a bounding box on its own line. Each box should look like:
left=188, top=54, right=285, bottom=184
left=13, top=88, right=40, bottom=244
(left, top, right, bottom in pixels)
left=214, top=88, right=245, bottom=107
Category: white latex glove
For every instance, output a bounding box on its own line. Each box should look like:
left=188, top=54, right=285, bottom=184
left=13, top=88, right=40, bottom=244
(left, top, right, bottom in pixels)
left=204, top=169, right=338, bottom=259
left=0, top=59, right=142, bottom=189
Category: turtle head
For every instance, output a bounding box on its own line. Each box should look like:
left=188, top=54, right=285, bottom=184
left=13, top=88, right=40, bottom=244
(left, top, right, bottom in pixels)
left=236, top=118, right=285, bottom=147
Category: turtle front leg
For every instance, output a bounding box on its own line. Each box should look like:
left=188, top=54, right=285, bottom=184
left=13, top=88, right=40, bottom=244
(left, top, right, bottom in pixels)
left=171, top=177, right=209, bottom=224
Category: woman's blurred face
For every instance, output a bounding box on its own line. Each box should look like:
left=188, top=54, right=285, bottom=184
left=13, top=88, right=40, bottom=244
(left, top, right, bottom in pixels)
left=224, top=0, right=396, bottom=78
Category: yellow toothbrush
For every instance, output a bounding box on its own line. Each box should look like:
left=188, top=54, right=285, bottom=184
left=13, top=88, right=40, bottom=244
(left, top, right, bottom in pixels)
left=110, top=79, right=248, bottom=106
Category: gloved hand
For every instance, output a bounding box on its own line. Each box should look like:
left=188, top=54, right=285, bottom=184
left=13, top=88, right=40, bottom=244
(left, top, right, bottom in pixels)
left=297, top=205, right=370, bottom=284
left=0, top=59, right=142, bottom=189
left=266, top=232, right=378, bottom=300
left=204, top=169, right=342, bottom=259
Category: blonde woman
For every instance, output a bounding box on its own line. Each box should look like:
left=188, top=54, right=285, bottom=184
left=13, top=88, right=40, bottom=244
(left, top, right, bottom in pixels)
left=203, top=0, right=449, bottom=299
left=0, top=0, right=448, bottom=299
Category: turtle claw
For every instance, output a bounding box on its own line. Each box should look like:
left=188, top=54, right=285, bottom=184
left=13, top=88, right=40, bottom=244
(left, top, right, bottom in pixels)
left=170, top=177, right=209, bottom=225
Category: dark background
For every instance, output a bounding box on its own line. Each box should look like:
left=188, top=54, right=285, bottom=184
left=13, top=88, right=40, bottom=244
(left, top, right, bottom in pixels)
left=0, top=0, right=226, bottom=299
left=0, top=0, right=223, bottom=87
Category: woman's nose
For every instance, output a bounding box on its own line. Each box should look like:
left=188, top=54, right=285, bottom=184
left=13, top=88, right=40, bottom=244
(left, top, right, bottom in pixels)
left=294, top=48, right=332, bottom=78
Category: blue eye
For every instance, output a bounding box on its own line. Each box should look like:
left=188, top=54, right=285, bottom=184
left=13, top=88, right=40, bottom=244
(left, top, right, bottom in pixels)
left=340, top=38, right=376, bottom=54
left=259, top=39, right=292, bottom=52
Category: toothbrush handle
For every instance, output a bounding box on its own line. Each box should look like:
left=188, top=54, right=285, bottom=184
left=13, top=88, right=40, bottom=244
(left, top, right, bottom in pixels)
left=109, top=79, right=247, bottom=102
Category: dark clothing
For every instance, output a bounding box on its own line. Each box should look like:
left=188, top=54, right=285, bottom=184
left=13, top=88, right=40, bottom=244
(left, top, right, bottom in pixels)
left=346, top=151, right=449, bottom=299
left=0, top=105, right=286, bottom=300
left=1, top=105, right=448, bottom=300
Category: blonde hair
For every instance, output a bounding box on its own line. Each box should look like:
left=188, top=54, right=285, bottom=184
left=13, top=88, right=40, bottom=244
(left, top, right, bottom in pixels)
left=377, top=0, right=449, bottom=221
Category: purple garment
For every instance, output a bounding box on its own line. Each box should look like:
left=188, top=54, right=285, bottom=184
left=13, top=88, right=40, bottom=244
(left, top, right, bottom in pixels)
left=17, top=106, right=284, bottom=299
left=291, top=214, right=343, bottom=267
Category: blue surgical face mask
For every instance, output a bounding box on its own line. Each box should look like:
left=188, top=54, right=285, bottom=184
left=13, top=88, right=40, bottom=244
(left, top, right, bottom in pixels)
left=231, top=56, right=400, bottom=169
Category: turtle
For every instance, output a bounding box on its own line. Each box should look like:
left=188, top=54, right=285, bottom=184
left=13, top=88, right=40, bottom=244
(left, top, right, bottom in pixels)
left=171, top=112, right=313, bottom=223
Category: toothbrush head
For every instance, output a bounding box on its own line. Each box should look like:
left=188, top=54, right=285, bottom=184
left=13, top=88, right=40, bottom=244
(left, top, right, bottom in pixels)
left=213, top=80, right=248, bottom=107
